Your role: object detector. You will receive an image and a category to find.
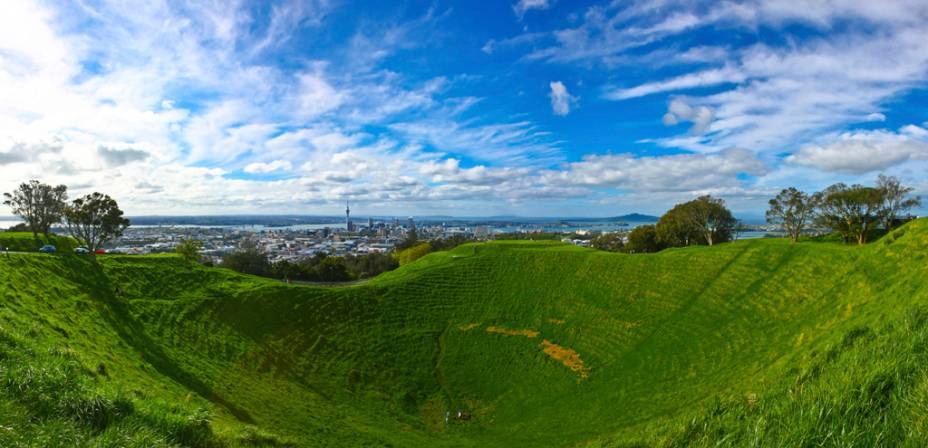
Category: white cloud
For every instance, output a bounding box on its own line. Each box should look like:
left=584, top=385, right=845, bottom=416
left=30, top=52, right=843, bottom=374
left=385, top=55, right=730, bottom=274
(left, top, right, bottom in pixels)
left=548, top=148, right=767, bottom=192
left=606, top=65, right=746, bottom=100
left=244, top=160, right=293, bottom=174
left=548, top=81, right=577, bottom=116
left=513, top=0, right=551, bottom=18
left=295, top=70, right=343, bottom=119
left=662, top=98, right=715, bottom=135
left=5, top=0, right=925, bottom=217
left=420, top=158, right=529, bottom=186
left=785, top=126, right=928, bottom=174
left=518, top=0, right=928, bottom=165
left=389, top=119, right=561, bottom=166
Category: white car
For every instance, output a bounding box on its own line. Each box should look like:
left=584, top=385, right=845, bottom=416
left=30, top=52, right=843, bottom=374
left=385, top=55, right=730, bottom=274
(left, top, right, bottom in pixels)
left=74, top=247, right=91, bottom=254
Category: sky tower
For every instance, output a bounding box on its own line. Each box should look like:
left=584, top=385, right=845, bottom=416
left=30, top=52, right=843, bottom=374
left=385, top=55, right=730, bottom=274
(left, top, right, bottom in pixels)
left=345, top=201, right=352, bottom=231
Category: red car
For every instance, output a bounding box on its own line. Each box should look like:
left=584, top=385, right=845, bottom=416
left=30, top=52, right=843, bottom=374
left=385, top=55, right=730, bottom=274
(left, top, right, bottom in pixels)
left=95, top=248, right=106, bottom=255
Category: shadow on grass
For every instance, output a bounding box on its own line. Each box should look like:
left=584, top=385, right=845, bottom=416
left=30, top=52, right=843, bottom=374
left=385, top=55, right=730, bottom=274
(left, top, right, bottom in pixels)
left=62, top=256, right=256, bottom=424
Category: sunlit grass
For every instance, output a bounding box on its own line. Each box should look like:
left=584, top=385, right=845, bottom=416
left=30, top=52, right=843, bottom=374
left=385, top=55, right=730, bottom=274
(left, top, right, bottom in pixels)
left=0, top=219, right=925, bottom=446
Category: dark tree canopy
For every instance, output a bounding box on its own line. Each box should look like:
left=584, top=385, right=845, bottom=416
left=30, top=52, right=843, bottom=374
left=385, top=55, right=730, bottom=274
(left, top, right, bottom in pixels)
left=5, top=222, right=29, bottom=232
left=814, top=183, right=883, bottom=245
left=656, top=205, right=701, bottom=247
left=265, top=252, right=400, bottom=283
left=3, top=180, right=68, bottom=238
left=343, top=252, right=398, bottom=279
left=222, top=240, right=271, bottom=276
left=591, top=232, right=624, bottom=252
left=316, top=257, right=352, bottom=282
left=429, top=234, right=477, bottom=251
left=63, top=192, right=129, bottom=260
left=876, top=174, right=920, bottom=231
left=766, top=187, right=816, bottom=242
left=624, top=224, right=664, bottom=253
left=657, top=195, right=736, bottom=247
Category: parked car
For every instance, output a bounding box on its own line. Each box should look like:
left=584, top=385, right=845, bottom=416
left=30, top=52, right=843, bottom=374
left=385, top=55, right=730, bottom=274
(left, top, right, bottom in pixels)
left=95, top=248, right=106, bottom=255
left=38, top=245, right=57, bottom=253
left=74, top=247, right=91, bottom=254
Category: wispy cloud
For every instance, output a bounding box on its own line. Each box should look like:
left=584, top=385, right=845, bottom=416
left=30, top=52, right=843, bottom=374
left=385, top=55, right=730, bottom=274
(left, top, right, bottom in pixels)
left=513, top=0, right=551, bottom=19
left=2, top=0, right=927, bottom=216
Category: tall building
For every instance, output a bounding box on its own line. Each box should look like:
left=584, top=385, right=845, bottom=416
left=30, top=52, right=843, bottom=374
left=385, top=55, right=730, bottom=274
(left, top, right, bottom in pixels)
left=345, top=201, right=353, bottom=232
left=367, top=217, right=374, bottom=229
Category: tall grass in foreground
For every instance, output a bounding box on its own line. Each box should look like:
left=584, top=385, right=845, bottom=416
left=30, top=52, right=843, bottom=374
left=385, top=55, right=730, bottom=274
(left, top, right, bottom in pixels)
left=628, top=307, right=928, bottom=446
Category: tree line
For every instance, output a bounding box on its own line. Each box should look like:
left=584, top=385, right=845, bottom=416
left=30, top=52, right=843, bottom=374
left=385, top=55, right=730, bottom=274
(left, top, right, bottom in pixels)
left=3, top=180, right=129, bottom=260
left=592, top=175, right=920, bottom=253
left=217, top=232, right=477, bottom=282
left=766, top=175, right=919, bottom=244
left=592, top=195, right=739, bottom=253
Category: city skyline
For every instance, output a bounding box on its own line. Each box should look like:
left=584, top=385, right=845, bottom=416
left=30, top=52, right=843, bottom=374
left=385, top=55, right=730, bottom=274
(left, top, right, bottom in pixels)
left=1, top=1, right=927, bottom=218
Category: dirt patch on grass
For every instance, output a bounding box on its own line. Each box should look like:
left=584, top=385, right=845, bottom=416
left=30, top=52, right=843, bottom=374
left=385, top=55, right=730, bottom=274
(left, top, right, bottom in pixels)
left=547, top=318, right=565, bottom=325
left=541, top=340, right=589, bottom=379
left=485, top=326, right=539, bottom=338
left=458, top=323, right=480, bottom=331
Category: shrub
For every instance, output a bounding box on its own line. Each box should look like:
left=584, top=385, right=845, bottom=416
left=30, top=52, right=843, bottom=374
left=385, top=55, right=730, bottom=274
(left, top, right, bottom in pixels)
left=394, top=242, right=432, bottom=265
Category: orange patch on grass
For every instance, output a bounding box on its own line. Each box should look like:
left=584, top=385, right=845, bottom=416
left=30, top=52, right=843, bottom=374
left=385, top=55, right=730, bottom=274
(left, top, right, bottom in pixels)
left=458, top=323, right=480, bottom=331
left=485, top=326, right=539, bottom=338
left=547, top=318, right=565, bottom=325
left=541, top=340, right=589, bottom=379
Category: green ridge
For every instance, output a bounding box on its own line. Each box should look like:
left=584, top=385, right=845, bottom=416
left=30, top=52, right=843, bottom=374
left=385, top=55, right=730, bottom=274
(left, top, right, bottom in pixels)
left=0, top=221, right=927, bottom=446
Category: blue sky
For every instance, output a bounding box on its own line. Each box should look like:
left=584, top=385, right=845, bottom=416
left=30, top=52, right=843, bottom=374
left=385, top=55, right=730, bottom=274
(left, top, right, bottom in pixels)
left=0, top=0, right=926, bottom=218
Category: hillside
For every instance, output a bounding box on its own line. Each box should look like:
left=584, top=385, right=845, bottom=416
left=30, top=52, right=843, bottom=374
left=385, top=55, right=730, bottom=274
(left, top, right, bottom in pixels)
left=1, top=220, right=927, bottom=446
left=0, top=232, right=78, bottom=252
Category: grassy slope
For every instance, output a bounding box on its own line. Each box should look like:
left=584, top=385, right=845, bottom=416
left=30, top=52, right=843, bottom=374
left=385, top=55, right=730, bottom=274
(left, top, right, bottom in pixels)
left=0, top=232, right=78, bottom=252
left=0, top=221, right=927, bottom=446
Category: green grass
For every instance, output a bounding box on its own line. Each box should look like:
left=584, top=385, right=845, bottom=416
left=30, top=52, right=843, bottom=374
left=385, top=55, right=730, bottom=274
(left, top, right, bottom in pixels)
left=0, top=221, right=927, bottom=446
left=0, top=232, right=78, bottom=252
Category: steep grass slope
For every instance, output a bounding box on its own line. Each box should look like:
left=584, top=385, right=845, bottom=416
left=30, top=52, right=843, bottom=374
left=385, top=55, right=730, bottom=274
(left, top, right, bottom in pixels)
left=0, top=221, right=927, bottom=446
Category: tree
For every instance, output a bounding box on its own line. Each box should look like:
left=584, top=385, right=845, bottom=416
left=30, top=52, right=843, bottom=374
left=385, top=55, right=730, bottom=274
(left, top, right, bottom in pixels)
left=176, top=238, right=203, bottom=262
left=63, top=192, right=129, bottom=261
left=429, top=234, right=476, bottom=251
left=814, top=183, right=883, bottom=245
left=271, top=259, right=309, bottom=281
left=221, top=240, right=271, bottom=276
left=766, top=187, right=816, bottom=242
left=5, top=222, right=29, bottom=232
left=396, top=226, right=419, bottom=250
left=3, top=180, right=68, bottom=238
left=394, top=242, right=432, bottom=265
left=687, top=195, right=737, bottom=246
left=344, top=252, right=398, bottom=279
left=876, top=174, right=921, bottom=231
left=624, top=224, right=664, bottom=253
left=591, top=232, right=624, bottom=252
left=656, top=205, right=701, bottom=247
left=316, top=257, right=352, bottom=282
left=657, top=195, right=736, bottom=247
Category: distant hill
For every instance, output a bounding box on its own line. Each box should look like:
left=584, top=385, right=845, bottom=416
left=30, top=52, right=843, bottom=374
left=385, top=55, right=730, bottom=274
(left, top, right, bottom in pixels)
left=608, top=213, right=659, bottom=222
left=0, top=220, right=926, bottom=446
